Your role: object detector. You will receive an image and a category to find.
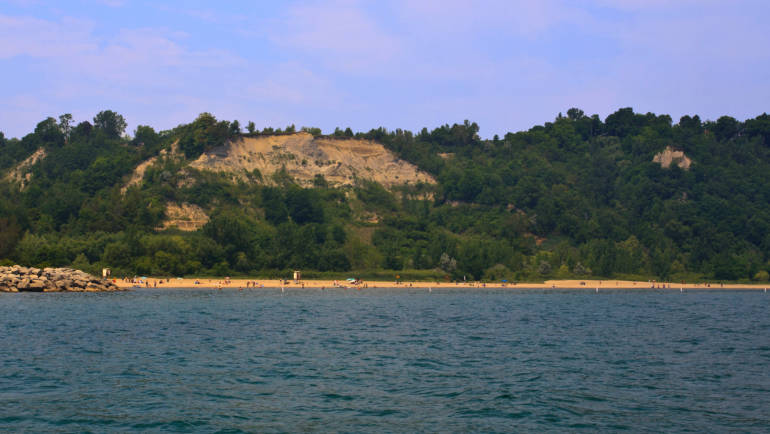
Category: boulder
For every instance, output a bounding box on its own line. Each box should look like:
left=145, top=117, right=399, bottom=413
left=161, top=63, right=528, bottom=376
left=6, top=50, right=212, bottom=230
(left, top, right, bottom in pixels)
left=28, top=280, right=46, bottom=291
left=0, top=265, right=126, bottom=293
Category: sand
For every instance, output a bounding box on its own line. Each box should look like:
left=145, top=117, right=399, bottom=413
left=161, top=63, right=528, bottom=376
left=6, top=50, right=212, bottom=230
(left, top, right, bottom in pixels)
left=113, top=278, right=770, bottom=290
left=190, top=133, right=435, bottom=189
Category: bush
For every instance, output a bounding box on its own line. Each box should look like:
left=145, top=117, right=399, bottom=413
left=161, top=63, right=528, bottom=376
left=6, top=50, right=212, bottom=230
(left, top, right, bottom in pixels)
left=483, top=263, right=512, bottom=281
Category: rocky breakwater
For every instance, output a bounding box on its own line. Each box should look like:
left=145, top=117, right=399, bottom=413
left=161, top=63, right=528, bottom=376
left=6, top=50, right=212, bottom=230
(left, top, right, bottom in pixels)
left=0, top=266, right=123, bottom=292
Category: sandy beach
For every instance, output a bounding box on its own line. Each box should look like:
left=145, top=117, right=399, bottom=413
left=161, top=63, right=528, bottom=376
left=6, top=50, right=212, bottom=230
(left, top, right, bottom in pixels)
left=113, top=278, right=770, bottom=290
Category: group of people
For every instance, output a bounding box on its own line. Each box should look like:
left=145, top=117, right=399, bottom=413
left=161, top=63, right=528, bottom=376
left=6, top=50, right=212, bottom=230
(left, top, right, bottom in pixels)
left=123, top=277, right=171, bottom=288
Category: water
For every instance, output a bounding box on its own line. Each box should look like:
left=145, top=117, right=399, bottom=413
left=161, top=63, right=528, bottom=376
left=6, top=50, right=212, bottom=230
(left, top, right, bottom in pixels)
left=1, top=288, right=768, bottom=432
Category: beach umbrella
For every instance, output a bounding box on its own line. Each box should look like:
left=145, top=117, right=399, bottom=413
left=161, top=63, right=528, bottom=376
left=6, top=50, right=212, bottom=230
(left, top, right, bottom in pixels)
left=501, top=279, right=508, bottom=282
left=141, top=276, right=147, bottom=280
left=347, top=278, right=356, bottom=282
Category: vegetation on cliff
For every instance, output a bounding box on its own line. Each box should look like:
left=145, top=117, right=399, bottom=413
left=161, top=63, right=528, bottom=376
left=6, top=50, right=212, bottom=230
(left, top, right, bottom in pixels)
left=2, top=108, right=770, bottom=282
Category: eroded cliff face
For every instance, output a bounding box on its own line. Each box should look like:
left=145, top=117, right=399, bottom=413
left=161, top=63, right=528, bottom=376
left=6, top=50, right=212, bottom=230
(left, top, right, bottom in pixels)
left=189, top=133, right=436, bottom=188
left=653, top=146, right=692, bottom=170
left=157, top=202, right=210, bottom=232
left=4, top=148, right=46, bottom=190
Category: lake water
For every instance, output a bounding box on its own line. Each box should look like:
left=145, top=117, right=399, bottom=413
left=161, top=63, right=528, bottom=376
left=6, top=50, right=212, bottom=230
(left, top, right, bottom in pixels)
left=1, top=288, right=768, bottom=432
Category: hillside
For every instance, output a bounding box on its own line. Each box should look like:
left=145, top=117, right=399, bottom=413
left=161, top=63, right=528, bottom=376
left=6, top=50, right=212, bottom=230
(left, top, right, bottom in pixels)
left=1, top=109, right=770, bottom=282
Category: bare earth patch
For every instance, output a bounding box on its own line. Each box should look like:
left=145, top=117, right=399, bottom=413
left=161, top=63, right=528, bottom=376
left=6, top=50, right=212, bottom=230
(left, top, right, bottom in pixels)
left=121, top=156, right=157, bottom=193
left=190, top=133, right=436, bottom=189
left=158, top=202, right=210, bottom=232
left=653, top=146, right=692, bottom=170
left=4, top=148, right=46, bottom=190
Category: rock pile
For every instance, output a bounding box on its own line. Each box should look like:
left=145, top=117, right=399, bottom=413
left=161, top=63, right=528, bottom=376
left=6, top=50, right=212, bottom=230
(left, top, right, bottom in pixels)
left=0, top=266, right=124, bottom=292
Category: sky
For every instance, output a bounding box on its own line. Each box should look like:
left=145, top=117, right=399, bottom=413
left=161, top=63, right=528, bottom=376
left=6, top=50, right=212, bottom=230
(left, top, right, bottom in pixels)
left=1, top=0, right=769, bottom=139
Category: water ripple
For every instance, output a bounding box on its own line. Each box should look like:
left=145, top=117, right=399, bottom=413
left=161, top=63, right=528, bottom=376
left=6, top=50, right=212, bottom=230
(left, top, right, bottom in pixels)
left=0, top=289, right=768, bottom=432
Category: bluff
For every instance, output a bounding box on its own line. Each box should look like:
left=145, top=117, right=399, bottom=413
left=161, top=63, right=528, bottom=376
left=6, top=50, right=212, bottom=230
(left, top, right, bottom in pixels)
left=1, top=109, right=770, bottom=282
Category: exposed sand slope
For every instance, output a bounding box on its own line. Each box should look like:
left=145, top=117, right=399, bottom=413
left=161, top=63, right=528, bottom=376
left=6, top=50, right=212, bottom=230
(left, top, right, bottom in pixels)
left=158, top=202, right=210, bottom=231
left=653, top=146, right=692, bottom=170
left=121, top=156, right=157, bottom=193
left=121, top=141, right=180, bottom=193
left=190, top=133, right=436, bottom=188
left=4, top=148, right=46, bottom=189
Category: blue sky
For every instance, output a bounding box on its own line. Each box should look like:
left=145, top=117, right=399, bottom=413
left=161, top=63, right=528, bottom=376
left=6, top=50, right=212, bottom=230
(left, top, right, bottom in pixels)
left=1, top=0, right=769, bottom=139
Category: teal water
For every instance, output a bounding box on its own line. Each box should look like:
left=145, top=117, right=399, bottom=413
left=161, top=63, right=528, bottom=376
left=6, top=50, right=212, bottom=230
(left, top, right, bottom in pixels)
left=1, top=288, right=768, bottom=432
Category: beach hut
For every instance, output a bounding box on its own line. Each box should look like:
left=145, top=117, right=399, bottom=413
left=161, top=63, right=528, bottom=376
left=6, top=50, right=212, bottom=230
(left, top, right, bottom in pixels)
left=293, top=270, right=301, bottom=282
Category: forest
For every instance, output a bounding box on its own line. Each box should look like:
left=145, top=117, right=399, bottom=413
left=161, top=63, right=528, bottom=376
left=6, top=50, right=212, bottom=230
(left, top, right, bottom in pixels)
left=2, top=108, right=770, bottom=282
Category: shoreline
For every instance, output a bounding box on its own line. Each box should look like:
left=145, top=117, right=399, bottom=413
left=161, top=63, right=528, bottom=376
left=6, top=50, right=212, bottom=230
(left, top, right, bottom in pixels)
left=113, top=278, right=770, bottom=290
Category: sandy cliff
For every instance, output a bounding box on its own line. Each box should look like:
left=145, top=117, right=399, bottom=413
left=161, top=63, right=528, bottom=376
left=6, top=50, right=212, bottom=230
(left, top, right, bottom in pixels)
left=190, top=133, right=436, bottom=189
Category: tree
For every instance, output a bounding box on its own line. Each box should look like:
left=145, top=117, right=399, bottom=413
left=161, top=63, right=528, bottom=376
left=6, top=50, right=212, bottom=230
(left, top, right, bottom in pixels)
left=605, top=107, right=641, bottom=137
left=285, top=187, right=323, bottom=224
left=93, top=110, right=127, bottom=139
left=567, top=108, right=585, bottom=120
left=301, top=126, right=322, bottom=136
left=133, top=125, right=159, bottom=147
left=438, top=252, right=457, bottom=273
left=34, top=117, right=64, bottom=147
left=230, top=120, right=241, bottom=135
left=58, top=114, right=73, bottom=142
left=0, top=217, right=22, bottom=258
left=261, top=187, right=288, bottom=225
left=72, top=121, right=93, bottom=140
left=713, top=116, right=739, bottom=141
left=312, top=174, right=328, bottom=188
left=179, top=112, right=231, bottom=158
left=247, top=121, right=256, bottom=134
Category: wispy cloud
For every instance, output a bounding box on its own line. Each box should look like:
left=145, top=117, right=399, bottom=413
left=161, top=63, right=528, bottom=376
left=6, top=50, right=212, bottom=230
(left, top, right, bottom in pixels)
left=95, top=0, right=125, bottom=7
left=0, top=1, right=768, bottom=139
left=269, top=0, right=402, bottom=73
left=0, top=14, right=96, bottom=58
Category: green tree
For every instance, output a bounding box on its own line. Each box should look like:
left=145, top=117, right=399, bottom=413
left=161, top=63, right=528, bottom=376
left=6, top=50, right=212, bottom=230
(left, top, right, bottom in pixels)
left=35, top=117, right=64, bottom=147
left=93, top=110, right=127, bottom=139
left=58, top=113, right=73, bottom=142
left=133, top=125, right=159, bottom=147
left=230, top=120, right=241, bottom=135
